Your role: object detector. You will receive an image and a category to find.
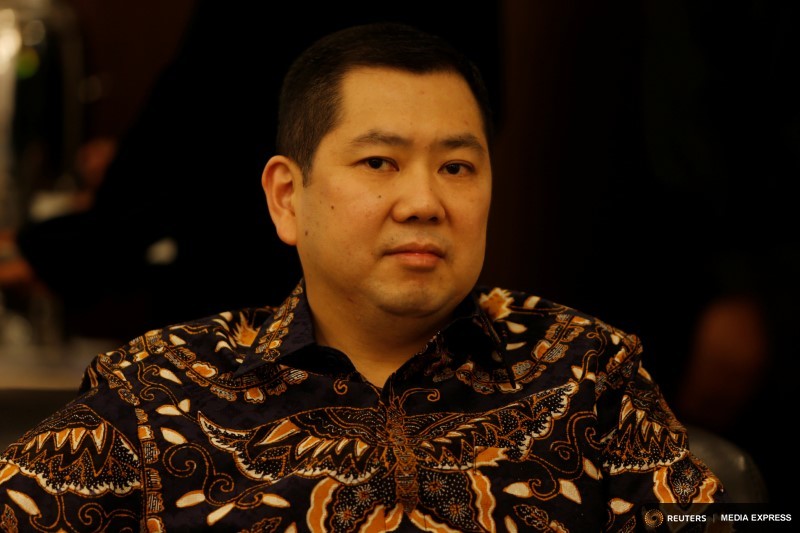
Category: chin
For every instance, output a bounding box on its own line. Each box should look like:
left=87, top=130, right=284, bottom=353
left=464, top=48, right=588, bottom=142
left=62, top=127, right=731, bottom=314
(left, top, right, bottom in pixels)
left=375, top=284, right=462, bottom=319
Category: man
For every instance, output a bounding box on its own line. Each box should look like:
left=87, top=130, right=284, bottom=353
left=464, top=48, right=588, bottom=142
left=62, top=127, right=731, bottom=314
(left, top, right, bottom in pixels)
left=0, top=23, right=725, bottom=532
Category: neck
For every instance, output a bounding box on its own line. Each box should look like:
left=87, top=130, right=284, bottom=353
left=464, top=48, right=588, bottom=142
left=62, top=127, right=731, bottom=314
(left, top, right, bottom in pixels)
left=306, top=289, right=451, bottom=387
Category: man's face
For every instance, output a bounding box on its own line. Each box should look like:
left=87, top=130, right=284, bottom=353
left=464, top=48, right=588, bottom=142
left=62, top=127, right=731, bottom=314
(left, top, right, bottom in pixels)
left=293, top=67, right=491, bottom=321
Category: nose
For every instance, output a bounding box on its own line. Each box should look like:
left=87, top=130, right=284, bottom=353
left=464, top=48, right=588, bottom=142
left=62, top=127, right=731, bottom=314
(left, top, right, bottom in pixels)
left=390, top=166, right=446, bottom=224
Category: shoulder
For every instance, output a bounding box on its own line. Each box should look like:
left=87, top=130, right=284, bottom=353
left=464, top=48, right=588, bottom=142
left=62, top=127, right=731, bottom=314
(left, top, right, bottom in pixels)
left=79, top=306, right=279, bottom=405
left=473, top=285, right=643, bottom=368
left=474, top=285, right=637, bottom=337
left=146, top=305, right=277, bottom=356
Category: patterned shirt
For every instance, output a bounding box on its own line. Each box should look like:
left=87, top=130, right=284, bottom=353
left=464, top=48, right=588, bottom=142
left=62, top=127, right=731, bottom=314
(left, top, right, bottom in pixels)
left=0, top=282, right=725, bottom=532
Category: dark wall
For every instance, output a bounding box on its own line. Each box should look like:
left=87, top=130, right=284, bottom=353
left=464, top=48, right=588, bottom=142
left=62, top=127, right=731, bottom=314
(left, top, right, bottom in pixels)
left=66, top=0, right=196, bottom=139
left=486, top=0, right=798, bottom=507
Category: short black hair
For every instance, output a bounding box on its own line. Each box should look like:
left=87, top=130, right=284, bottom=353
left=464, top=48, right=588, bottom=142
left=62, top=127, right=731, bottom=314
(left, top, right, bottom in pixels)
left=276, top=22, right=493, bottom=182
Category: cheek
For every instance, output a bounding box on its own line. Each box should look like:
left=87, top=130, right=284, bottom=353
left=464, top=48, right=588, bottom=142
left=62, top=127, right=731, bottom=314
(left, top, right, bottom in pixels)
left=300, top=171, right=393, bottom=230
left=305, top=191, right=384, bottom=252
left=452, top=194, right=490, bottom=269
left=456, top=193, right=491, bottom=235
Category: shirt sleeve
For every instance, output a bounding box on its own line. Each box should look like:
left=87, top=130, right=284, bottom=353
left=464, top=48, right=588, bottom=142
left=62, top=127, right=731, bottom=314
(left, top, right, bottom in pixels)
left=594, top=327, right=727, bottom=529
left=0, top=361, right=144, bottom=531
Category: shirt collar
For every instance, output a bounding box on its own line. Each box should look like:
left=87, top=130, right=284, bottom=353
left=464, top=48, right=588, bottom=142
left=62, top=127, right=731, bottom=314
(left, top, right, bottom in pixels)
left=232, top=280, right=510, bottom=380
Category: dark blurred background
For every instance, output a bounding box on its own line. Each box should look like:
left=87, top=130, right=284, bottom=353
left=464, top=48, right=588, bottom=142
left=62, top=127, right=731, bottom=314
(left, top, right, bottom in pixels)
left=0, top=0, right=796, bottom=507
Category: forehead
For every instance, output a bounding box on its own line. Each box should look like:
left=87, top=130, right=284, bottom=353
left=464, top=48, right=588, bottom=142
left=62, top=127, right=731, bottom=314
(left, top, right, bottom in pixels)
left=332, top=67, right=487, bottom=144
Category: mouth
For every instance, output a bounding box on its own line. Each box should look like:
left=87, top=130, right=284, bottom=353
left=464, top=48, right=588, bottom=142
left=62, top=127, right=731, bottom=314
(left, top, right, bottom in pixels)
left=385, top=243, right=445, bottom=258
left=384, top=242, right=445, bottom=271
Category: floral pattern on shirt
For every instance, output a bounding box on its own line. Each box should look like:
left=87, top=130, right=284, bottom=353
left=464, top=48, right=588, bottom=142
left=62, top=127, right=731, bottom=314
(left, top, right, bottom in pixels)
left=0, top=282, right=725, bottom=532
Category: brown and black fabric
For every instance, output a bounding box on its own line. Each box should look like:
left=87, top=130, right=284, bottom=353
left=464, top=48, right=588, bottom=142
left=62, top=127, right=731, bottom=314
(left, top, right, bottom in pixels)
left=0, top=282, right=725, bottom=531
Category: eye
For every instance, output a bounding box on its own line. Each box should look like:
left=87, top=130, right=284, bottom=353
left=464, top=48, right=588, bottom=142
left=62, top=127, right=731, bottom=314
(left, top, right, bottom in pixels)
left=440, top=162, right=474, bottom=176
left=361, top=157, right=396, bottom=171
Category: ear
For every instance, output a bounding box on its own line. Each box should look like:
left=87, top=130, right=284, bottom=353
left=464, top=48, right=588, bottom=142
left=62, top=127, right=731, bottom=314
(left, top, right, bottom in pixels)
left=262, top=155, right=303, bottom=246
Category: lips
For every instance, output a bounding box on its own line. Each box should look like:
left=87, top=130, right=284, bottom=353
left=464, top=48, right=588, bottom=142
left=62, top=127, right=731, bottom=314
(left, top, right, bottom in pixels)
left=384, top=242, right=445, bottom=258
left=383, top=242, right=446, bottom=270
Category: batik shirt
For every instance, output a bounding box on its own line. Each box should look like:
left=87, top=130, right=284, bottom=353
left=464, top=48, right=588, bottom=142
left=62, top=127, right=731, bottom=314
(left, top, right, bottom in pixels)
left=0, top=282, right=725, bottom=532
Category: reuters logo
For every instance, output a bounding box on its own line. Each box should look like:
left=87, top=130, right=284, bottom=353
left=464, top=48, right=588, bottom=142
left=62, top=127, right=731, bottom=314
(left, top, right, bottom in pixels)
left=644, top=509, right=664, bottom=528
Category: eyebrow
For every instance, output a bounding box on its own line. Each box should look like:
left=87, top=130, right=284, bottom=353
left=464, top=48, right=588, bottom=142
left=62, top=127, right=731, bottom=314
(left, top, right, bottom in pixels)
left=349, top=129, right=486, bottom=154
